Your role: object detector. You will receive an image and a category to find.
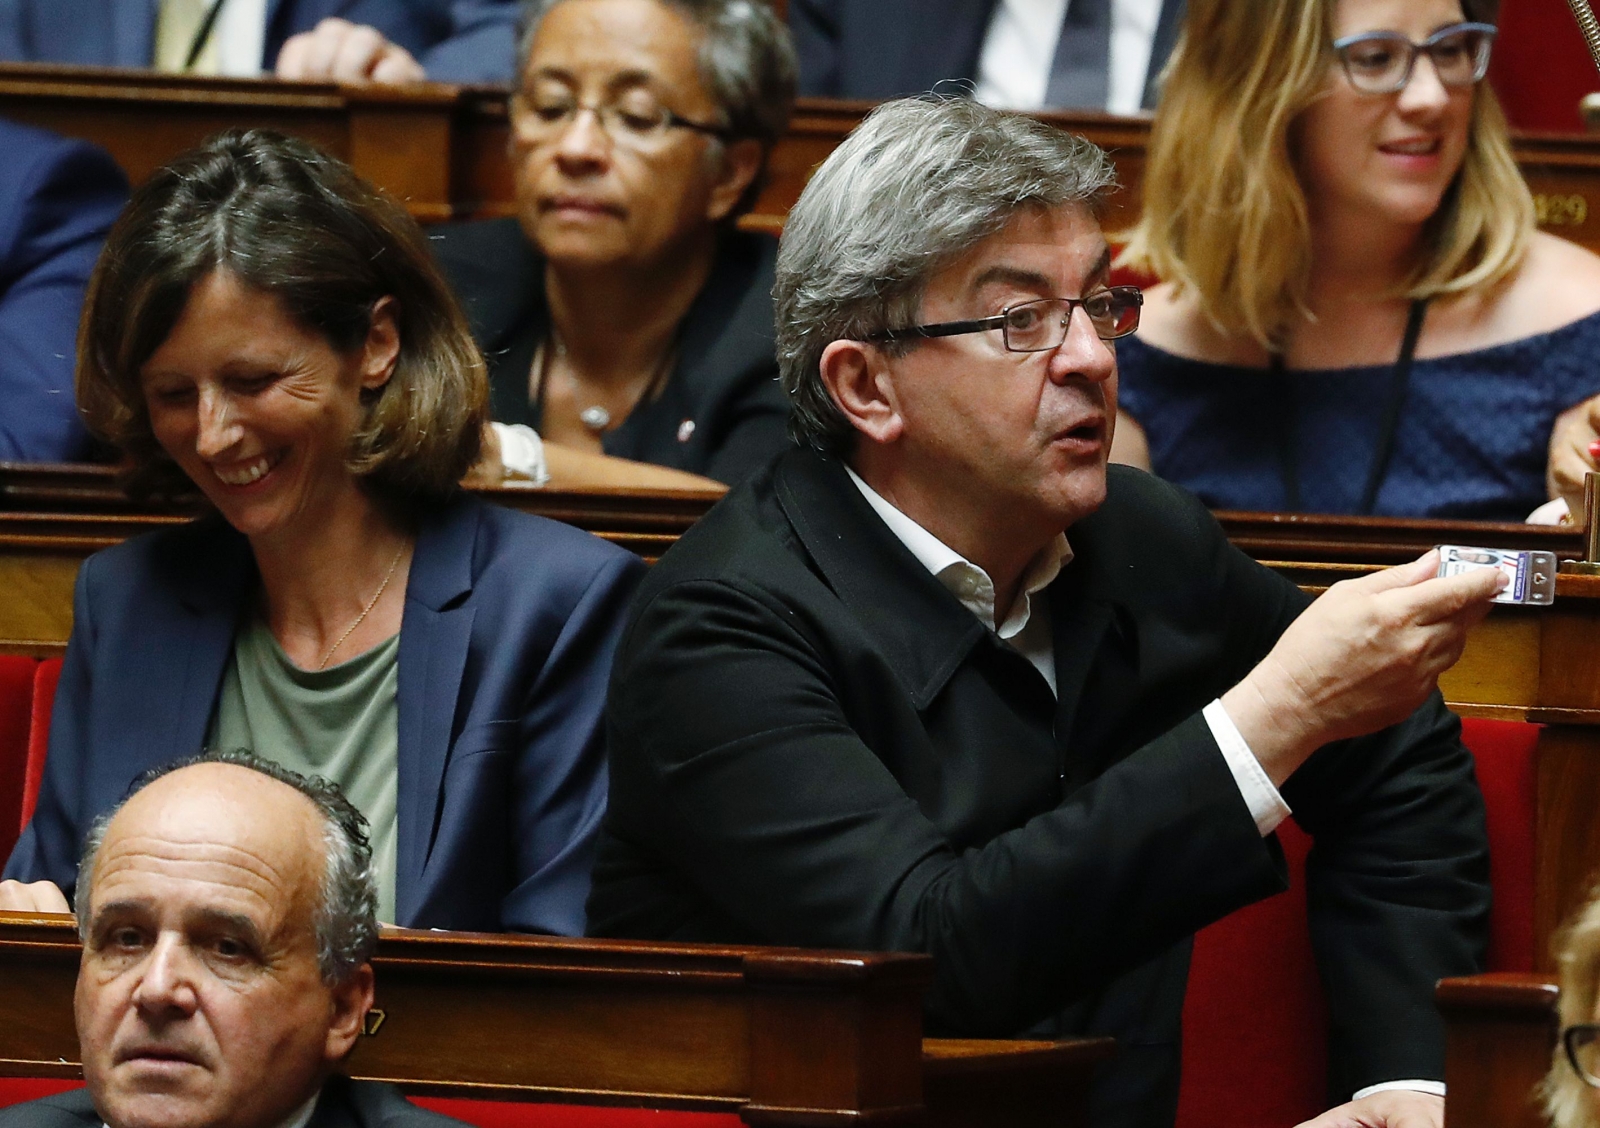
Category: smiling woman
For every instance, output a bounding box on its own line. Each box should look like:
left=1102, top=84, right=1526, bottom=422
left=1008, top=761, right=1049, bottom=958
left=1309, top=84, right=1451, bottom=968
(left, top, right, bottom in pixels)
left=1113, top=0, right=1600, bottom=523
left=0, top=130, right=646, bottom=934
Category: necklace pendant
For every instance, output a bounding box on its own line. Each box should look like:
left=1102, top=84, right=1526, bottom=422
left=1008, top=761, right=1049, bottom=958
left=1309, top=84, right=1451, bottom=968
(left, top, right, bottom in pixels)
left=579, top=405, right=612, bottom=432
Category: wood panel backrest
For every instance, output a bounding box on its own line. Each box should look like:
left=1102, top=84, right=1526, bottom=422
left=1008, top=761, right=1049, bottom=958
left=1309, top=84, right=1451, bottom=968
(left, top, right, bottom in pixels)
left=0, top=65, right=1598, bottom=250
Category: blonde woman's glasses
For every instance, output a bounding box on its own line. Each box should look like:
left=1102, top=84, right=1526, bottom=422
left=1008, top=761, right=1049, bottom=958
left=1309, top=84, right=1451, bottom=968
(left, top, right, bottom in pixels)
left=1331, top=21, right=1497, bottom=94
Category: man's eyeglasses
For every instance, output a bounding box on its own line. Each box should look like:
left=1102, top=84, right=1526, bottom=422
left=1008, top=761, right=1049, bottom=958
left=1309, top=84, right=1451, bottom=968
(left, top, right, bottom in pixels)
left=865, top=288, right=1144, bottom=353
left=1566, top=1024, right=1600, bottom=1088
left=1331, top=21, right=1497, bottom=95
left=509, top=91, right=731, bottom=150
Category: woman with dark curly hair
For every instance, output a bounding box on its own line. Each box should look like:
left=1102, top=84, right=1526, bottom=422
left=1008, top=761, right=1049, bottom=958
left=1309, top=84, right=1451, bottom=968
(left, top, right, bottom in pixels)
left=0, top=130, right=643, bottom=933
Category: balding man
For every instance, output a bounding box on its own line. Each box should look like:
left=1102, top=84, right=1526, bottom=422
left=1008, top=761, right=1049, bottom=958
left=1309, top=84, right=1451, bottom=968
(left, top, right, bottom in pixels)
left=0, top=752, right=465, bottom=1128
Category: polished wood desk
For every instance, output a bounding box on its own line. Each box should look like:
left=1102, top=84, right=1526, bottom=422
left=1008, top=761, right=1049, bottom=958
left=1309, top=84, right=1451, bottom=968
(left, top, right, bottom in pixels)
left=1, top=64, right=1598, bottom=248
left=4, top=467, right=1600, bottom=962
left=0, top=914, right=1112, bottom=1127
left=1438, top=973, right=1560, bottom=1128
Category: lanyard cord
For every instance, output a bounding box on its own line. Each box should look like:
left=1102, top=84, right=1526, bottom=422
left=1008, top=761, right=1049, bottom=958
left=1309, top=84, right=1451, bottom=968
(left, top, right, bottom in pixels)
left=1269, top=298, right=1429, bottom=515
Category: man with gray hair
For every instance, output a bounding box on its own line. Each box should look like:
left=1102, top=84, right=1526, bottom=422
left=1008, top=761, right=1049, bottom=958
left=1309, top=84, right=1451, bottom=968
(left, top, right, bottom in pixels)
left=0, top=752, right=465, bottom=1128
left=589, top=97, right=1501, bottom=1128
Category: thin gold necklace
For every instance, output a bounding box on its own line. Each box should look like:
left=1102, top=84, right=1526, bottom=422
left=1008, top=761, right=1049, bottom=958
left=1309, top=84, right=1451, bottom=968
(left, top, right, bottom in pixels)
left=317, top=544, right=405, bottom=670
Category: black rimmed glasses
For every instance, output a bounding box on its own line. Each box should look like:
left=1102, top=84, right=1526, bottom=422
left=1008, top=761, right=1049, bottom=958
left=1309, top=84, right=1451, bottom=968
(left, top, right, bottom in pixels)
left=865, top=287, right=1144, bottom=352
left=509, top=90, right=732, bottom=150
left=1567, top=1024, right=1600, bottom=1087
left=1331, top=21, right=1497, bottom=94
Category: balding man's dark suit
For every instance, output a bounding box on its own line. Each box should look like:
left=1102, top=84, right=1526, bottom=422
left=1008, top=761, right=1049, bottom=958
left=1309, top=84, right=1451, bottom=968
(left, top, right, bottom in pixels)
left=0, top=1077, right=466, bottom=1128
left=588, top=449, right=1491, bottom=1128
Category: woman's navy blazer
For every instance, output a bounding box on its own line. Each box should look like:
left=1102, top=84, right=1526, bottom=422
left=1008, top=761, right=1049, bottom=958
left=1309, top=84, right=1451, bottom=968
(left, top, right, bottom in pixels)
left=4, top=493, right=644, bottom=934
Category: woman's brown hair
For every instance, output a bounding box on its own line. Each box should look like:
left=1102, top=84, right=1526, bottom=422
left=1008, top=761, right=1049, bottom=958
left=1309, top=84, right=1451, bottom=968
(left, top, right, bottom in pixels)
left=78, top=128, right=488, bottom=500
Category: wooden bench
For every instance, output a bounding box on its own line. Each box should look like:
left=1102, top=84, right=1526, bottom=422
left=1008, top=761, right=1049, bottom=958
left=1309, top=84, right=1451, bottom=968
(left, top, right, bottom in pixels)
left=4, top=463, right=1600, bottom=962
left=1, top=65, right=1599, bottom=250
left=0, top=913, right=1112, bottom=1128
left=1438, top=972, right=1562, bottom=1128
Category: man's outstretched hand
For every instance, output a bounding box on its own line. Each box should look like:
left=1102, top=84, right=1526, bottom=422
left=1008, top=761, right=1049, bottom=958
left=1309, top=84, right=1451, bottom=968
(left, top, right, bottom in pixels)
left=1294, top=1090, right=1443, bottom=1128
left=1222, top=550, right=1503, bottom=786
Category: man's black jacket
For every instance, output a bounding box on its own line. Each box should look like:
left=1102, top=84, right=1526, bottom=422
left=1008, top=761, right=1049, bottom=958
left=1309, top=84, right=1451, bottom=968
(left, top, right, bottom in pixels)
left=588, top=448, right=1491, bottom=1126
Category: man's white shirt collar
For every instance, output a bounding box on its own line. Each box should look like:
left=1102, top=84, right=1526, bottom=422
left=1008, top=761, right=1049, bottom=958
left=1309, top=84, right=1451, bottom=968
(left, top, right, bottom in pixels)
left=844, top=466, right=1072, bottom=639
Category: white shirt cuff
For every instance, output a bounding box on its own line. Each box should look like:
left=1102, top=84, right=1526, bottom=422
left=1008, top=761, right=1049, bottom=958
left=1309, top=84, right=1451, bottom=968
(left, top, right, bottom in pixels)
left=1352, top=1080, right=1445, bottom=1100
left=491, top=422, right=550, bottom=486
left=1203, top=699, right=1292, bottom=837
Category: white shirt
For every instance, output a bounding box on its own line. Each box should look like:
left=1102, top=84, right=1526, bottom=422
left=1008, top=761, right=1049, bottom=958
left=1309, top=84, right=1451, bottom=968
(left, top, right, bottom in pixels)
left=973, top=0, right=1166, bottom=115
left=845, top=466, right=1443, bottom=1104
left=213, top=0, right=270, bottom=77
left=158, top=0, right=269, bottom=75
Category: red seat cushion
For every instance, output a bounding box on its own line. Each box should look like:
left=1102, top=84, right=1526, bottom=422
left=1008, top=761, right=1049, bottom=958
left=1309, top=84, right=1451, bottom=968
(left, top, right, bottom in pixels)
left=1176, top=718, right=1541, bottom=1128
left=22, top=657, right=63, bottom=832
left=0, top=655, right=39, bottom=859
left=0, top=1079, right=82, bottom=1109
left=1467, top=718, right=1539, bottom=974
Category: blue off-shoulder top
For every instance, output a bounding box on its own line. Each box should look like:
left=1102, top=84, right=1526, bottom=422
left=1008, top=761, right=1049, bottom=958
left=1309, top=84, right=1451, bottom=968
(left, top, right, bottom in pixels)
left=1115, top=309, right=1600, bottom=521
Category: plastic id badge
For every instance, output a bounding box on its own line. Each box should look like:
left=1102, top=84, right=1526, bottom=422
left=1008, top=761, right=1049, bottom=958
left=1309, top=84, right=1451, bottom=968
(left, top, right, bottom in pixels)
left=1435, top=545, right=1557, bottom=606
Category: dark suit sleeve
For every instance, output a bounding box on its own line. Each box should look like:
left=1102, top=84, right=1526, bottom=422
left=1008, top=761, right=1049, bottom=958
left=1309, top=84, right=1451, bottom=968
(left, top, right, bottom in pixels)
left=1287, top=694, right=1489, bottom=1097
left=0, top=127, right=127, bottom=461
left=788, top=0, right=841, bottom=96
left=502, top=549, right=645, bottom=934
left=409, top=0, right=518, bottom=83
left=3, top=551, right=98, bottom=889
left=1155, top=485, right=1489, bottom=1096
left=605, top=566, right=1287, bottom=1035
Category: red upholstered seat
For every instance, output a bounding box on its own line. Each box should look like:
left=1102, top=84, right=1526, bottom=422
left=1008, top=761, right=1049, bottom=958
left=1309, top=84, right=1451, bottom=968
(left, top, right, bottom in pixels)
left=0, top=1079, right=82, bottom=1108
left=1489, top=0, right=1599, bottom=132
left=21, top=658, right=64, bottom=832
left=0, top=655, right=40, bottom=862
left=1175, top=717, right=1541, bottom=1128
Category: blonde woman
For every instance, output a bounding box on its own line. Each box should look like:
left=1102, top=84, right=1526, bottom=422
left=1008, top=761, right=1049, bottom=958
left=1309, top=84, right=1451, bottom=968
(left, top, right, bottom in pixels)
left=1545, top=886, right=1600, bottom=1128
left=1114, top=0, right=1600, bottom=522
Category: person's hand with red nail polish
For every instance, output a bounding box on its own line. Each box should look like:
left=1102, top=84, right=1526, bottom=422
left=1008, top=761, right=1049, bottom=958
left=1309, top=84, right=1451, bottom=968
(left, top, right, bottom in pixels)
left=1547, top=394, right=1600, bottom=525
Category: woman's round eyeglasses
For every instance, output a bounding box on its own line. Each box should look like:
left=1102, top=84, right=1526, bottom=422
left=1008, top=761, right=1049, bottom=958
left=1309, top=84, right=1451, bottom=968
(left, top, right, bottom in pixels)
left=865, top=287, right=1144, bottom=353
left=1565, top=1024, right=1600, bottom=1087
left=1331, top=21, right=1497, bottom=95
